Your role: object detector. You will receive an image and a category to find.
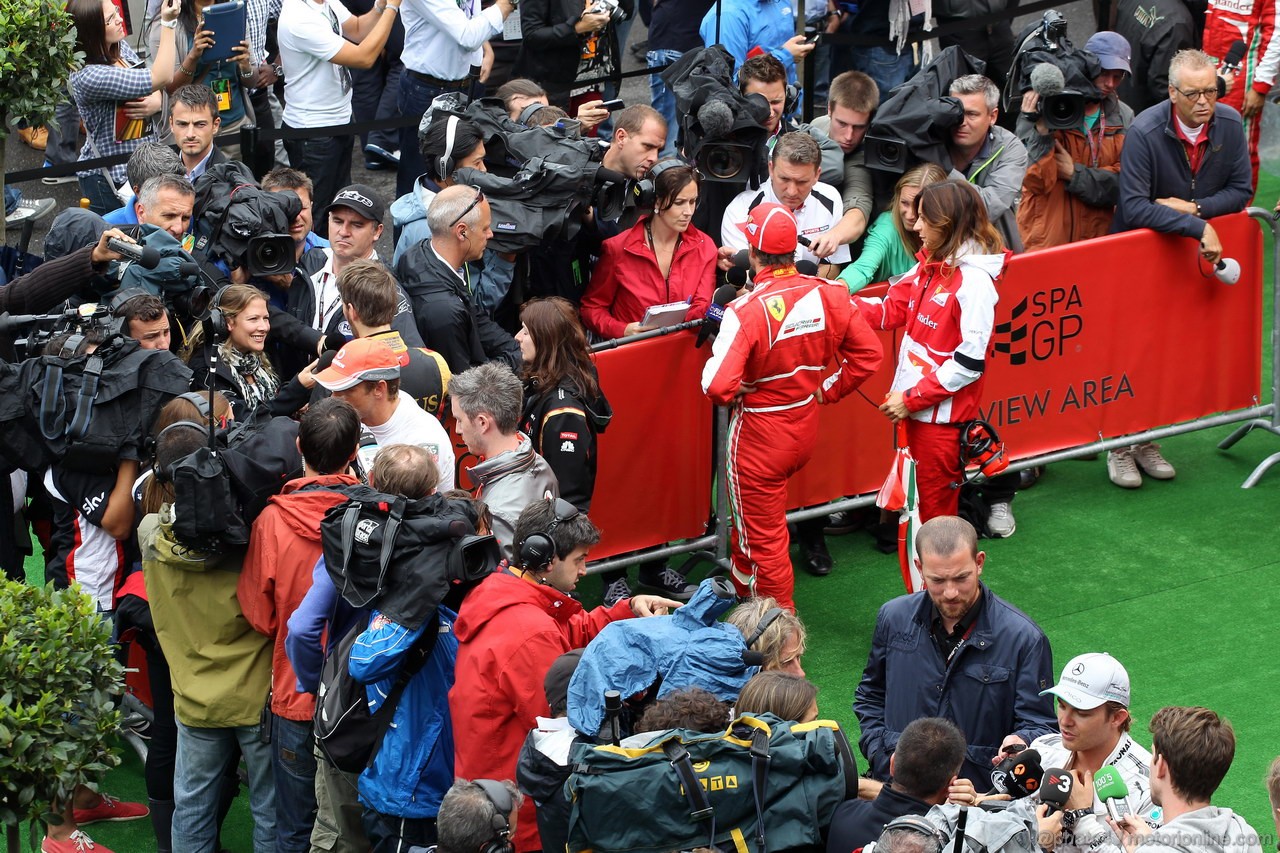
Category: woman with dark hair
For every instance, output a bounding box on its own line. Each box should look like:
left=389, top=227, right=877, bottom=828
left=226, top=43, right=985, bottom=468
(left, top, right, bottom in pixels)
left=68, top=0, right=182, bottom=213
left=839, top=162, right=949, bottom=293
left=854, top=179, right=1008, bottom=522
left=187, top=284, right=278, bottom=418
left=516, top=297, right=612, bottom=512
left=581, top=162, right=717, bottom=340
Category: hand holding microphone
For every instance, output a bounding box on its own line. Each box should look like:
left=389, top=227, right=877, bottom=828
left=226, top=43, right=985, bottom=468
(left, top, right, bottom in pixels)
left=1093, top=764, right=1132, bottom=822
left=695, top=284, right=739, bottom=348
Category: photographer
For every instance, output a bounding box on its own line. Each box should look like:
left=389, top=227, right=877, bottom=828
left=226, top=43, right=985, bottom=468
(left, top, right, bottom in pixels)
left=0, top=228, right=135, bottom=360
left=135, top=174, right=197, bottom=243
left=516, top=0, right=633, bottom=110
left=1016, top=33, right=1134, bottom=251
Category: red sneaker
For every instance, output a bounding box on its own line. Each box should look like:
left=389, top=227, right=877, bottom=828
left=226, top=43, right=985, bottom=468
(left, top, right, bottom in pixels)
left=71, top=793, right=149, bottom=825
left=41, top=830, right=116, bottom=852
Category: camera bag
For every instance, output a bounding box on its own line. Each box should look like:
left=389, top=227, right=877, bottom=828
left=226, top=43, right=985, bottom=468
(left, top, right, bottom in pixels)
left=566, top=713, right=858, bottom=853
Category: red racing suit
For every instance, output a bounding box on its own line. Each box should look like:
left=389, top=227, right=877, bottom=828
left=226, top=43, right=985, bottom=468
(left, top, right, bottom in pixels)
left=855, top=247, right=1008, bottom=521
left=702, top=266, right=882, bottom=611
left=1204, top=0, right=1280, bottom=185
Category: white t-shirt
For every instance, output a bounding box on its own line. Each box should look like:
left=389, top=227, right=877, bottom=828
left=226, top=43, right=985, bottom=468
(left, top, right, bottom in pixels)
left=366, top=391, right=457, bottom=490
left=721, top=180, right=852, bottom=267
left=278, top=0, right=354, bottom=129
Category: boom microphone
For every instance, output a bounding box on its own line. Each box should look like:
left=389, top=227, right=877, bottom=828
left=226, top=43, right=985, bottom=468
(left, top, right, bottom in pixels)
left=107, top=237, right=161, bottom=269
left=1094, top=765, right=1132, bottom=822
left=695, top=284, right=739, bottom=348
left=698, top=98, right=736, bottom=140
left=1039, top=768, right=1073, bottom=814
left=1222, top=40, right=1247, bottom=75
left=1006, top=749, right=1044, bottom=798
left=1029, top=62, right=1066, bottom=97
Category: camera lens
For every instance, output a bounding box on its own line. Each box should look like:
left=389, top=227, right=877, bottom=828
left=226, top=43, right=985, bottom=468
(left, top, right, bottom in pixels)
left=703, top=145, right=744, bottom=180
left=878, top=142, right=902, bottom=167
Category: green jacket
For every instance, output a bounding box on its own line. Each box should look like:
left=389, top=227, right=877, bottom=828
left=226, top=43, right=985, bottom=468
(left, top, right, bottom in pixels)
left=839, top=212, right=916, bottom=294
left=140, top=509, right=271, bottom=728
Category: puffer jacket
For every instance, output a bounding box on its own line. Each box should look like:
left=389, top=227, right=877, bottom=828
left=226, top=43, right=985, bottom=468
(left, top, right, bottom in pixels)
left=520, top=375, right=612, bottom=512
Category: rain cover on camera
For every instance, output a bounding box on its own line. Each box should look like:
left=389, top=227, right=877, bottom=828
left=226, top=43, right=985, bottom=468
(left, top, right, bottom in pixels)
left=192, top=161, right=302, bottom=270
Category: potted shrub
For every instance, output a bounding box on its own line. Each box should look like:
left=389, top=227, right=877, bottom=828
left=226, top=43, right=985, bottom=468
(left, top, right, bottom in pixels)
left=0, top=581, right=125, bottom=853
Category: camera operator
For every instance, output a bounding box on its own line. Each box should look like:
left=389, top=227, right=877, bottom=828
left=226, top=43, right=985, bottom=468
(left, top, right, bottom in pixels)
left=1016, top=33, right=1134, bottom=251
left=0, top=227, right=135, bottom=360
left=390, top=113, right=488, bottom=263
left=739, top=55, right=845, bottom=187
left=262, top=168, right=331, bottom=266
left=115, top=293, right=173, bottom=352
left=946, top=75, right=1028, bottom=253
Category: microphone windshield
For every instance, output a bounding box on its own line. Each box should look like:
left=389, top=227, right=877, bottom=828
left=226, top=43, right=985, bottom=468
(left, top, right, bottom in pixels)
left=795, top=260, right=819, bottom=276
left=1030, top=63, right=1066, bottom=97
left=1093, top=765, right=1130, bottom=800
left=1040, top=768, right=1073, bottom=812
left=1223, top=39, right=1247, bottom=70
left=1006, top=749, right=1044, bottom=798
left=698, top=99, right=735, bottom=139
left=710, top=284, right=738, bottom=308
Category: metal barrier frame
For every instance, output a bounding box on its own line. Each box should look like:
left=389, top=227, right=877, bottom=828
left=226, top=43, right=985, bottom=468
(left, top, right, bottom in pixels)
left=588, top=209, right=1280, bottom=575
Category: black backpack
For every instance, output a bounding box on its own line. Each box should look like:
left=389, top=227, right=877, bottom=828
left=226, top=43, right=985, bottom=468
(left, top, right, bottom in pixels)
left=313, top=611, right=441, bottom=773
left=0, top=333, right=191, bottom=475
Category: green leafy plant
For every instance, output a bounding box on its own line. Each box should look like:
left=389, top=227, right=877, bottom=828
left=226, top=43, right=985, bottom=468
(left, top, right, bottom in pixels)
left=0, top=581, right=124, bottom=852
left=0, top=0, right=84, bottom=229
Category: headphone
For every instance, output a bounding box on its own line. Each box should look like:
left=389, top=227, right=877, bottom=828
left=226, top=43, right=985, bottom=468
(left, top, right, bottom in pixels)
left=959, top=419, right=1009, bottom=482
left=472, top=779, right=515, bottom=853
left=784, top=83, right=799, bottom=119
left=630, top=157, right=689, bottom=211
left=744, top=606, right=786, bottom=647
left=516, top=497, right=580, bottom=573
left=517, top=101, right=547, bottom=126
left=439, top=114, right=461, bottom=181
left=881, top=815, right=947, bottom=852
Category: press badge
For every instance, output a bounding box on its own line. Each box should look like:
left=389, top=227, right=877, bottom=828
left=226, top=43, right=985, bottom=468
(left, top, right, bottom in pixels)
left=212, top=77, right=233, bottom=113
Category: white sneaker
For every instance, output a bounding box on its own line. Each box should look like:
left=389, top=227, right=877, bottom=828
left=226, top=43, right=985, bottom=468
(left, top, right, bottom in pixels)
left=1107, top=448, right=1142, bottom=489
left=5, top=197, right=56, bottom=228
left=987, top=501, right=1016, bottom=538
left=1133, top=442, right=1176, bottom=480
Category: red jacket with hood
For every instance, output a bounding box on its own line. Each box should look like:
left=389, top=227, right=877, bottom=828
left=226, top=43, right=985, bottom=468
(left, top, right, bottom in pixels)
left=237, top=473, right=359, bottom=721
left=450, top=569, right=634, bottom=852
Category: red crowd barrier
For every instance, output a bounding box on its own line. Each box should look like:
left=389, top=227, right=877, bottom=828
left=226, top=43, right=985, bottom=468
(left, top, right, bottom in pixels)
left=464, top=215, right=1263, bottom=565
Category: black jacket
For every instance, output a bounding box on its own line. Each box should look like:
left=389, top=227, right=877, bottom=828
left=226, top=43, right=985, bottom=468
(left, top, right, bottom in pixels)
left=0, top=246, right=103, bottom=361
left=514, top=0, right=633, bottom=96
left=826, top=786, right=933, bottom=853
left=395, top=240, right=521, bottom=375
left=519, top=375, right=611, bottom=512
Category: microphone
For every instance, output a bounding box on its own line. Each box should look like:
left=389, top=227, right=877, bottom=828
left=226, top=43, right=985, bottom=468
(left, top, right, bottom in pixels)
left=314, top=349, right=338, bottom=373
left=1039, top=768, right=1073, bottom=814
left=795, top=260, right=820, bottom=276
left=698, top=98, right=736, bottom=139
left=1215, top=257, right=1241, bottom=285
left=107, top=237, right=161, bottom=269
left=1006, top=749, right=1044, bottom=799
left=1029, top=62, right=1067, bottom=97
left=1094, top=765, right=1133, bottom=822
left=1222, top=40, right=1247, bottom=75
left=726, top=249, right=751, bottom=287
left=322, top=330, right=348, bottom=352
left=695, top=284, right=738, bottom=348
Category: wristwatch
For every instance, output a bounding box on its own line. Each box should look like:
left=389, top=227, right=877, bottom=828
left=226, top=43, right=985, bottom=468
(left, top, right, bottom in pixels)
left=273, top=63, right=285, bottom=81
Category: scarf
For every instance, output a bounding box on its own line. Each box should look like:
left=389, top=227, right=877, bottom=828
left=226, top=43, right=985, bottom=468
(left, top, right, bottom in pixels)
left=220, top=343, right=279, bottom=410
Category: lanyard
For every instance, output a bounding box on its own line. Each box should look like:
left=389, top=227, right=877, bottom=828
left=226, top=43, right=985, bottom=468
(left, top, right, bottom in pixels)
left=967, top=142, right=1006, bottom=184
left=1082, top=112, right=1106, bottom=169
left=944, top=619, right=978, bottom=669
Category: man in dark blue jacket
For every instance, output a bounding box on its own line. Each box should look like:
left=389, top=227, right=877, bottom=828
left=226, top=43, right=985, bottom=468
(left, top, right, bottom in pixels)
left=854, top=516, right=1056, bottom=785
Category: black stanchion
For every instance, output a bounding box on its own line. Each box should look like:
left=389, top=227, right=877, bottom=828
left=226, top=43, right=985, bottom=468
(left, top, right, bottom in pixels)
left=239, top=124, right=261, bottom=179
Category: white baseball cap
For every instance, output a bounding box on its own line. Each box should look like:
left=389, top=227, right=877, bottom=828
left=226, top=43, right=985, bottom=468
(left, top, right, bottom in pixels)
left=1040, top=652, right=1130, bottom=710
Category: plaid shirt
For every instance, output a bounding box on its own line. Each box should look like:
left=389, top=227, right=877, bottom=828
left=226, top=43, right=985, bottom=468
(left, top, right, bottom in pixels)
left=70, top=42, right=156, bottom=185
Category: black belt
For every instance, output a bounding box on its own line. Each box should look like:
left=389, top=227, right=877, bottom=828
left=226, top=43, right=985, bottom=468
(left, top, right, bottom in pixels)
left=406, top=69, right=475, bottom=91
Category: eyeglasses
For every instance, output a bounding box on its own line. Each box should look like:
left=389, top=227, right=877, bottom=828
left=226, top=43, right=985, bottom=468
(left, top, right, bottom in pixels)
left=1174, top=86, right=1218, bottom=102
left=449, top=186, right=485, bottom=228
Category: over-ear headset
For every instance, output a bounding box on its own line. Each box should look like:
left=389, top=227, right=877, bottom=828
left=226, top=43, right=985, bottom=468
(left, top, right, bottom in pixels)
left=517, top=101, right=547, bottom=126
left=630, top=157, right=689, bottom=211
left=959, top=418, right=1009, bottom=482
left=516, top=497, right=580, bottom=573
left=744, top=606, right=786, bottom=647
left=880, top=815, right=946, bottom=853
left=472, top=779, right=514, bottom=853
left=143, top=392, right=215, bottom=460
left=784, top=83, right=799, bottom=119
left=439, top=114, right=461, bottom=181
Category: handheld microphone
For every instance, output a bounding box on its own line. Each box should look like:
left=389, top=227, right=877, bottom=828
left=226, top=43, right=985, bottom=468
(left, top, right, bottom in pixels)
left=1222, top=40, right=1247, bottom=75
left=795, top=260, right=820, bottom=276
left=1215, top=257, right=1241, bottom=285
left=322, top=330, right=349, bottom=352
left=695, top=284, right=739, bottom=348
left=1039, top=768, right=1073, bottom=814
left=1094, top=765, right=1132, bottom=822
left=726, top=249, right=751, bottom=287
left=1006, top=749, right=1044, bottom=799
left=107, top=238, right=161, bottom=270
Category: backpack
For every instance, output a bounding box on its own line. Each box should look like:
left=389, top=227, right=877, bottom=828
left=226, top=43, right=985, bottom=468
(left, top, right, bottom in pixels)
left=313, top=611, right=441, bottom=774
left=168, top=411, right=302, bottom=553
left=0, top=333, right=191, bottom=475
left=566, top=713, right=859, bottom=853
left=320, top=486, right=498, bottom=632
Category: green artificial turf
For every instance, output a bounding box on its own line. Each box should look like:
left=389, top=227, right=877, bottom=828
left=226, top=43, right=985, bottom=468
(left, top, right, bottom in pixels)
left=15, top=176, right=1280, bottom=853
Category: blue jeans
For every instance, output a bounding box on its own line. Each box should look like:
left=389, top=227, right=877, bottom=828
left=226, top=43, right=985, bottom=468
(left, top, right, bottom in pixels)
left=850, top=44, right=918, bottom=103
left=3, top=186, right=18, bottom=214
left=78, top=172, right=122, bottom=216
left=272, top=715, right=318, bottom=853
left=647, top=49, right=683, bottom=158
left=173, top=720, right=276, bottom=853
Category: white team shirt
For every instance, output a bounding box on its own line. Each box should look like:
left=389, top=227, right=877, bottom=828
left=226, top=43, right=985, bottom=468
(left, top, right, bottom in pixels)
left=720, top=179, right=851, bottom=267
